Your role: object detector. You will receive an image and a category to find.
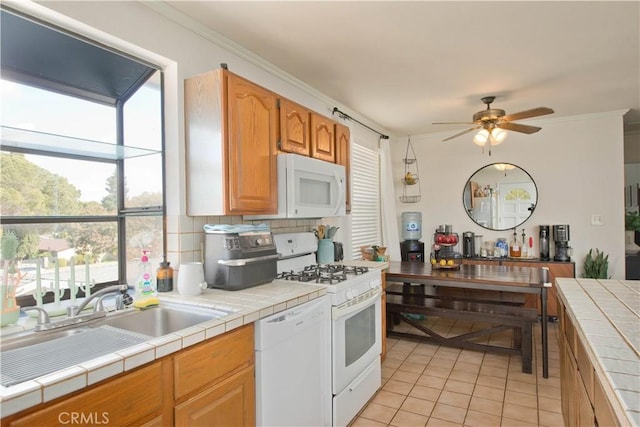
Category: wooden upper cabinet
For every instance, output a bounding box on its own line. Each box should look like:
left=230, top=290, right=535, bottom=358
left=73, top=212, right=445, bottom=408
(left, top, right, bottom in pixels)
left=226, top=73, right=278, bottom=214
left=279, top=98, right=311, bottom=156
left=184, top=69, right=278, bottom=215
left=335, top=123, right=351, bottom=213
left=310, top=112, right=336, bottom=162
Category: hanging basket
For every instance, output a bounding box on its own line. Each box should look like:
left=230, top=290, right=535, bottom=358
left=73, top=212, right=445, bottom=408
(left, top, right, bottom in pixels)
left=400, top=136, right=421, bottom=203
left=399, top=195, right=421, bottom=203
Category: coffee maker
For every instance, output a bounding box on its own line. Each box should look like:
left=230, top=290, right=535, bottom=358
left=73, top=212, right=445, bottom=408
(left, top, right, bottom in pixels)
left=462, top=232, right=475, bottom=258
left=539, top=225, right=550, bottom=261
left=553, top=224, right=571, bottom=261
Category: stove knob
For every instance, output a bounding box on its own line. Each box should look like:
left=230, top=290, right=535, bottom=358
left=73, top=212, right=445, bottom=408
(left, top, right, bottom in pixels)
left=345, top=288, right=357, bottom=300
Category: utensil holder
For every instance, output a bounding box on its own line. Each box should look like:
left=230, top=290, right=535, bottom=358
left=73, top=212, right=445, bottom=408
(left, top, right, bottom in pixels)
left=317, top=239, right=334, bottom=264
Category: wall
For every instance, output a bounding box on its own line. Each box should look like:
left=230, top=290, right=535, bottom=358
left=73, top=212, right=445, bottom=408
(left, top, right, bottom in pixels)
left=391, top=112, right=626, bottom=278
left=10, top=1, right=627, bottom=278
left=12, top=1, right=375, bottom=267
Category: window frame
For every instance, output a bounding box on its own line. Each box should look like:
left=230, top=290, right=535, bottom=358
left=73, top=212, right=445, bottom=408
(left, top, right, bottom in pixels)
left=1, top=9, right=166, bottom=306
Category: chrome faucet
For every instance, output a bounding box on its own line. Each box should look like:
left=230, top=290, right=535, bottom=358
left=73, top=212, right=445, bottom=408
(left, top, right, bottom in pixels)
left=22, top=306, right=51, bottom=330
left=23, top=284, right=130, bottom=332
left=68, top=284, right=129, bottom=317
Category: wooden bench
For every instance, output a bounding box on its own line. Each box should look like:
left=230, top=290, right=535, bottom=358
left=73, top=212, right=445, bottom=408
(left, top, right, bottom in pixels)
left=386, top=283, right=538, bottom=373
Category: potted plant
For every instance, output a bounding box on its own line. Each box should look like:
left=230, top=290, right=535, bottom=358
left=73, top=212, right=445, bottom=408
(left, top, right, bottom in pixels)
left=625, top=210, right=640, bottom=252
left=582, top=248, right=610, bottom=279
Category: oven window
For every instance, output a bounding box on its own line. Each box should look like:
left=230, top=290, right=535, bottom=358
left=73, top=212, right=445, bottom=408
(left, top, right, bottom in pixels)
left=344, top=303, right=376, bottom=366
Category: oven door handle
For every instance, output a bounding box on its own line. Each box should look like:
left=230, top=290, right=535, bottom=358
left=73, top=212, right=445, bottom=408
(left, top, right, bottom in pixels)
left=217, top=254, right=280, bottom=266
left=332, top=288, right=381, bottom=320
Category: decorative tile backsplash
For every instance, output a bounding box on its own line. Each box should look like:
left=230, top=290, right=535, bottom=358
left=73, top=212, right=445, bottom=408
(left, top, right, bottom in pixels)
left=167, top=215, right=320, bottom=271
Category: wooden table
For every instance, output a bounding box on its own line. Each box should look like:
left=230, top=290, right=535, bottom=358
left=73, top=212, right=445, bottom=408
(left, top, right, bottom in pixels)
left=385, top=261, right=551, bottom=378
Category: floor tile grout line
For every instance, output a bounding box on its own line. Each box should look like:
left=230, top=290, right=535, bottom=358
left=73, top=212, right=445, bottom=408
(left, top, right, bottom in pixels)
left=360, top=321, right=561, bottom=426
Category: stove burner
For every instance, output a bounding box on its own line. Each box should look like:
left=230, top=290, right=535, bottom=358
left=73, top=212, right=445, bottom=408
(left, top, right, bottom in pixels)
left=277, top=264, right=369, bottom=285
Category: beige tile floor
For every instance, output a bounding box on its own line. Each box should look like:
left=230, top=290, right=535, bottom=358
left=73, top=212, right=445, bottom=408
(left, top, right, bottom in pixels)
left=350, top=317, right=564, bottom=427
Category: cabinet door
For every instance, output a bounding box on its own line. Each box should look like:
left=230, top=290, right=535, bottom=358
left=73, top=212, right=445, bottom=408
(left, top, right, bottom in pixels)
left=6, top=361, right=172, bottom=427
left=174, top=323, right=254, bottom=400
left=561, top=342, right=578, bottom=426
left=310, top=113, right=336, bottom=162
left=545, top=263, right=575, bottom=317
left=227, top=72, right=278, bottom=214
left=279, top=98, right=311, bottom=156
left=175, top=366, right=255, bottom=427
left=335, top=123, right=351, bottom=213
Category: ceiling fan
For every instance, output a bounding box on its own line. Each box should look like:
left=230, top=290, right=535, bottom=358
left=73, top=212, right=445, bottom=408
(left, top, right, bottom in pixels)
left=434, top=96, right=554, bottom=144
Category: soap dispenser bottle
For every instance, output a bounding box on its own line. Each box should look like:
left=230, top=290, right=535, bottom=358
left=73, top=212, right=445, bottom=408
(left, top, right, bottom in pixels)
left=136, top=250, right=157, bottom=298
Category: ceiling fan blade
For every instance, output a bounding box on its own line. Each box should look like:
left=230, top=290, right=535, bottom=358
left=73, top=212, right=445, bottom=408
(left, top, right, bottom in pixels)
left=499, top=122, right=542, bottom=134
left=433, top=121, right=476, bottom=125
left=442, top=125, right=482, bottom=142
left=501, top=107, right=554, bottom=122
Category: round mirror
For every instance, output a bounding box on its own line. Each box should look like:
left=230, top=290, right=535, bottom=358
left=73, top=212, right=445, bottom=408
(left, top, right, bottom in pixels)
left=463, top=163, right=537, bottom=231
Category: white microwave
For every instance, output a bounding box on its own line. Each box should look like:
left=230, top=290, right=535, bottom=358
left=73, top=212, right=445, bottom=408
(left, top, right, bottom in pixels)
left=247, top=153, right=346, bottom=219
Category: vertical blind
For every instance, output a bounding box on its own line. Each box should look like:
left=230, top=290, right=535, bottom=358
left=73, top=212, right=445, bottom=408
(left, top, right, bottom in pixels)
left=350, top=143, right=381, bottom=259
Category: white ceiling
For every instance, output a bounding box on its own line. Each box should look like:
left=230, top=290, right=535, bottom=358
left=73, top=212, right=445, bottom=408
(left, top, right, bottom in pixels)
left=163, top=1, right=639, bottom=141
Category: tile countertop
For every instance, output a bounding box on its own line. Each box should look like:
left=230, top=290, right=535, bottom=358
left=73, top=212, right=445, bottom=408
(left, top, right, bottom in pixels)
left=0, top=281, right=326, bottom=418
left=555, top=278, right=640, bottom=426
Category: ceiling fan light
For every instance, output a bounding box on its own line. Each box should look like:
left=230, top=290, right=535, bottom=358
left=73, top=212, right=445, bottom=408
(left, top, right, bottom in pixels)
left=473, top=129, right=489, bottom=146
left=490, top=127, right=508, bottom=145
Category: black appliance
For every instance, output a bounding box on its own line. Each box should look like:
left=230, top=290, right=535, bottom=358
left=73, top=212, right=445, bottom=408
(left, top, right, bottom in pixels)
left=539, top=225, right=550, bottom=261
left=462, top=232, right=475, bottom=258
left=553, top=224, right=571, bottom=261
left=333, top=241, right=344, bottom=262
left=400, top=240, right=424, bottom=262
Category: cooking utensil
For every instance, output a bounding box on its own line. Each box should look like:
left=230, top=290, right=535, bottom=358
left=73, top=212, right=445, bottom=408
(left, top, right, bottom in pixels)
left=317, top=225, right=326, bottom=239
left=326, top=226, right=339, bottom=240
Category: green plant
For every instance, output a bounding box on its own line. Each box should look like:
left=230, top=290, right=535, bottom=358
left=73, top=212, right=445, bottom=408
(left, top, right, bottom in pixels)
left=626, top=210, right=640, bottom=231
left=582, top=248, right=610, bottom=279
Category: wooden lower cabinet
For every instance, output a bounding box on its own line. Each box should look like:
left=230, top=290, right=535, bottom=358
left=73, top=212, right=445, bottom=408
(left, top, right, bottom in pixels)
left=558, top=298, right=619, bottom=427
left=3, top=360, right=173, bottom=427
left=2, top=324, right=255, bottom=427
left=175, top=365, right=254, bottom=426
left=174, top=324, right=255, bottom=426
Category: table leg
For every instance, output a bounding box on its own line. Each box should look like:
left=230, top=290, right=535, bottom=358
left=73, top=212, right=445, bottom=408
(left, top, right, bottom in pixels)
left=541, top=287, right=548, bottom=378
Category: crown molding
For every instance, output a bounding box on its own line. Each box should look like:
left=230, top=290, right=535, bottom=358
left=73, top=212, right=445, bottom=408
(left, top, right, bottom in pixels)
left=144, top=1, right=389, bottom=136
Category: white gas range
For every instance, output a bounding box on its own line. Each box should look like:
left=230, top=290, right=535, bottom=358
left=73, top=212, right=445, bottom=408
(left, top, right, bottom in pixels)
left=273, top=232, right=382, bottom=427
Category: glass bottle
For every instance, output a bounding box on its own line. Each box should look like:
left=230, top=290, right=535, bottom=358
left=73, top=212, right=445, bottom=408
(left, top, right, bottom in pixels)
left=521, top=229, right=529, bottom=257
left=509, top=228, right=521, bottom=258
left=156, top=260, right=174, bottom=292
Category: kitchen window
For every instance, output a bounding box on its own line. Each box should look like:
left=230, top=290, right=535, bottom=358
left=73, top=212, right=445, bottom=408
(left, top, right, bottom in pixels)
left=0, top=8, right=165, bottom=306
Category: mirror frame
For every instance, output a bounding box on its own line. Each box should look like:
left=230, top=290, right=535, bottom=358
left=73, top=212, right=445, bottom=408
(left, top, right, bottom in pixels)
left=462, top=162, right=538, bottom=231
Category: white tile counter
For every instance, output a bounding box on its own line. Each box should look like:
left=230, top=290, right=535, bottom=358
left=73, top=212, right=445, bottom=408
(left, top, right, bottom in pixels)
left=0, top=281, right=326, bottom=417
left=555, top=278, right=640, bottom=426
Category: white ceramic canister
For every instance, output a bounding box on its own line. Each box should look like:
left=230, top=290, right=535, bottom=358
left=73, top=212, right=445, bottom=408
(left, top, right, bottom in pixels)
left=177, top=262, right=207, bottom=296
